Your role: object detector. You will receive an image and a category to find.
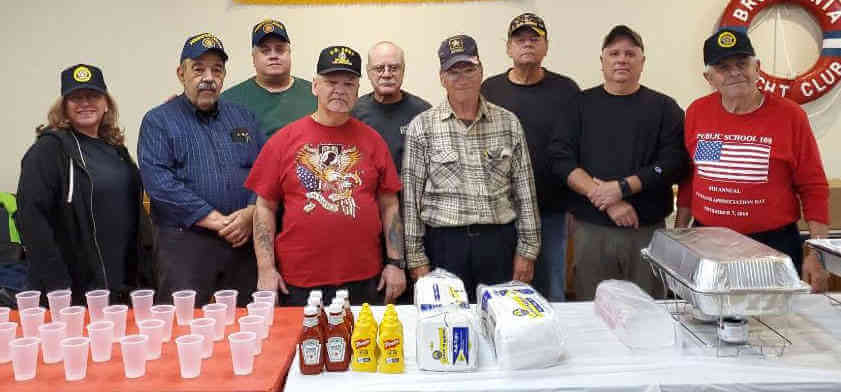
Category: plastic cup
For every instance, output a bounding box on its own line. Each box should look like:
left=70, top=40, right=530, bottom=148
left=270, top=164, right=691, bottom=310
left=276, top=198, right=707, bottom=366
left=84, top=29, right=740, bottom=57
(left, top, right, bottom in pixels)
left=20, top=306, right=46, bottom=338
left=175, top=334, right=204, bottom=379
left=16, top=290, right=41, bottom=311
left=252, top=290, right=276, bottom=306
left=0, top=306, right=9, bottom=323
left=0, top=322, right=18, bottom=363
left=238, top=315, right=264, bottom=354
left=214, top=289, right=238, bottom=326
left=247, top=301, right=273, bottom=331
left=85, top=289, right=110, bottom=322
left=10, top=337, right=40, bottom=381
left=46, top=289, right=72, bottom=319
left=130, top=289, right=155, bottom=322
left=86, top=320, right=114, bottom=362
left=150, top=304, right=176, bottom=342
left=172, top=290, right=196, bottom=326
left=103, top=304, right=128, bottom=339
left=38, top=321, right=67, bottom=364
left=59, top=305, right=86, bottom=337
left=119, top=334, right=148, bottom=378
left=190, top=318, right=216, bottom=359
left=137, top=319, right=164, bottom=360
left=61, top=336, right=89, bottom=381
left=228, top=331, right=256, bottom=376
left=202, top=303, right=227, bottom=341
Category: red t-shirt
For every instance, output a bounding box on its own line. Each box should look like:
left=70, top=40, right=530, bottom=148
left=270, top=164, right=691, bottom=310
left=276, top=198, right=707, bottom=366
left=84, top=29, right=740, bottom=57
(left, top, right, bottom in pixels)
left=677, top=92, right=829, bottom=233
left=245, top=116, right=401, bottom=287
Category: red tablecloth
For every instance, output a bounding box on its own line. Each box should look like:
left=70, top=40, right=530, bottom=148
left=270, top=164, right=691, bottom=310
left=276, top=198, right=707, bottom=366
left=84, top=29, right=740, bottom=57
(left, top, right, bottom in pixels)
left=0, top=307, right=303, bottom=391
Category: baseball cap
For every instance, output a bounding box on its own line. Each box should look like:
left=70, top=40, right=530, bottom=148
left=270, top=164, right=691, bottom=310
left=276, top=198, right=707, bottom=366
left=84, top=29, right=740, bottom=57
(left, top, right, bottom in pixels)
left=180, top=33, right=228, bottom=63
left=252, top=19, right=290, bottom=46
left=703, top=29, right=755, bottom=66
left=602, top=25, right=644, bottom=51
left=316, top=45, right=362, bottom=76
left=438, top=34, right=480, bottom=72
left=508, top=13, right=547, bottom=37
left=61, top=64, right=107, bottom=97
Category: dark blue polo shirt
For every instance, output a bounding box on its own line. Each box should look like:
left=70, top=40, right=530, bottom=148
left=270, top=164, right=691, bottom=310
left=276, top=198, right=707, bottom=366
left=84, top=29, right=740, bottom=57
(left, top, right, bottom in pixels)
left=138, top=94, right=265, bottom=228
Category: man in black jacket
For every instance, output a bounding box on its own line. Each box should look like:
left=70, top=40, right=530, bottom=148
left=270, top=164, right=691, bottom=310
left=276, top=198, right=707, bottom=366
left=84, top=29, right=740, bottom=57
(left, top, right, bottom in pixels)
left=548, top=26, right=688, bottom=300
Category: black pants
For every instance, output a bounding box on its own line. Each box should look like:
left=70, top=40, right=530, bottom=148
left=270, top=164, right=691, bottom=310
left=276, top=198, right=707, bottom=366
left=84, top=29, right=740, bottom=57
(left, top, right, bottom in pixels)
left=695, top=221, right=804, bottom=274
left=424, top=223, right=516, bottom=303
left=281, top=275, right=381, bottom=306
left=156, top=226, right=257, bottom=307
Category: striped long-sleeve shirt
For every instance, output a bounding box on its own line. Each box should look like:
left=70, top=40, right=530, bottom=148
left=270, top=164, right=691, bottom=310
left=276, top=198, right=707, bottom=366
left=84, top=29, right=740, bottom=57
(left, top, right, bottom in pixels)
left=402, top=96, right=541, bottom=269
left=138, top=94, right=265, bottom=228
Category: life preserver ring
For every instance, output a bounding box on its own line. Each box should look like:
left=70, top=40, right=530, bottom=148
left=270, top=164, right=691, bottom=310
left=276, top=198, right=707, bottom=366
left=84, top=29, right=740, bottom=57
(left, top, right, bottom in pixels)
left=719, top=0, right=841, bottom=104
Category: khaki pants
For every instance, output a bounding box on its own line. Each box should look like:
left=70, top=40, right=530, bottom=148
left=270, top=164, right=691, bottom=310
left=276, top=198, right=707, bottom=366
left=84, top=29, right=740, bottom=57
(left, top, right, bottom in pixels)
left=572, top=219, right=665, bottom=301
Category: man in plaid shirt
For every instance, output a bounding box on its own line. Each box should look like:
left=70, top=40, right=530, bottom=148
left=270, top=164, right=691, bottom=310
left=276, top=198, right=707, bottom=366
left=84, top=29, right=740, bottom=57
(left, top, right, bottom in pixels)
left=402, top=34, right=541, bottom=301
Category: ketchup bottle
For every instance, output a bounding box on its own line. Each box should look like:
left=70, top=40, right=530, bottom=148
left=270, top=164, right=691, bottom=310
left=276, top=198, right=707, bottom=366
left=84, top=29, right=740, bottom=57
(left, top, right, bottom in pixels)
left=299, top=305, right=324, bottom=375
left=336, top=289, right=354, bottom=335
left=324, top=303, right=351, bottom=372
left=308, top=292, right=328, bottom=334
left=307, top=296, right=326, bottom=337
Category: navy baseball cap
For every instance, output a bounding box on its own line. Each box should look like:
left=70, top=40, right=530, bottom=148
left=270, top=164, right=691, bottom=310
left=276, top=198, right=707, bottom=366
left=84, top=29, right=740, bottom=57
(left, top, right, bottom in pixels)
left=438, top=34, right=480, bottom=72
left=316, top=46, right=362, bottom=76
left=704, top=29, right=755, bottom=66
left=61, top=64, right=107, bottom=97
left=180, top=33, right=228, bottom=63
left=252, top=19, right=290, bottom=46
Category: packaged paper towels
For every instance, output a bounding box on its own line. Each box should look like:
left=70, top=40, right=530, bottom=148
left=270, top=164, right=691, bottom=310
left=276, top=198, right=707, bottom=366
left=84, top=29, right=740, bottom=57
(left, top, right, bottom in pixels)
left=477, top=281, right=565, bottom=370
left=414, top=269, right=479, bottom=371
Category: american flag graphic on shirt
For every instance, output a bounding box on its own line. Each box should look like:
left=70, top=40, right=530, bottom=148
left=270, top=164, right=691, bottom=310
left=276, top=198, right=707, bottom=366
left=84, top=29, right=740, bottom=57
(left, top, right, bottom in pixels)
left=693, top=140, right=770, bottom=183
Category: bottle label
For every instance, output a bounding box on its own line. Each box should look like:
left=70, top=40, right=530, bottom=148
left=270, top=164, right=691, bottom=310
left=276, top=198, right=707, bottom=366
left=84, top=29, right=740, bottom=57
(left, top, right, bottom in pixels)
left=303, top=316, right=319, bottom=328
left=328, top=314, right=344, bottom=326
left=326, top=336, right=346, bottom=362
left=301, top=338, right=322, bottom=365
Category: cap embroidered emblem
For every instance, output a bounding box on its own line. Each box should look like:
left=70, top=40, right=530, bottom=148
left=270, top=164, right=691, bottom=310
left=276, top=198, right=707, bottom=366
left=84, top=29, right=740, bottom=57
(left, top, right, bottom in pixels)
left=449, top=38, right=464, bottom=53
left=717, top=31, right=736, bottom=48
left=263, top=24, right=274, bottom=33
left=73, top=66, right=92, bottom=83
left=330, top=47, right=353, bottom=65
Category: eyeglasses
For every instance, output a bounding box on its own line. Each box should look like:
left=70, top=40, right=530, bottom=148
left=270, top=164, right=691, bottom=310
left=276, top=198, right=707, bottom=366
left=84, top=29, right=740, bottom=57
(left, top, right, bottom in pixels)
left=445, top=66, right=480, bottom=80
left=369, top=64, right=403, bottom=75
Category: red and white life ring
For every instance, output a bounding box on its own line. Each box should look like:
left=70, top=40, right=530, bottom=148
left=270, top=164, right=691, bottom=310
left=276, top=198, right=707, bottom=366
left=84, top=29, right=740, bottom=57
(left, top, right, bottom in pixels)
left=719, top=0, right=841, bottom=104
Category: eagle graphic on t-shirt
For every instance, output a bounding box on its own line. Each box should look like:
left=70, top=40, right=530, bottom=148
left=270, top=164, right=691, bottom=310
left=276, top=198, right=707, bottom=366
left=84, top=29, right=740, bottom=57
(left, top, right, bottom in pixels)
left=295, top=143, right=363, bottom=218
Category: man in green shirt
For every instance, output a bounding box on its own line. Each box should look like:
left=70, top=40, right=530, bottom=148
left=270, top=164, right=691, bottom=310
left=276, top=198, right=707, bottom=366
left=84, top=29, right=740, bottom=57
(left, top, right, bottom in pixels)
left=221, top=19, right=316, bottom=137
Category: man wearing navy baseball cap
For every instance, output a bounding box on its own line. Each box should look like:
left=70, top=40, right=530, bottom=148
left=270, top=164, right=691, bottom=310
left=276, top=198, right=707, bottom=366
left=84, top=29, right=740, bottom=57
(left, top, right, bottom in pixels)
left=676, top=29, right=830, bottom=292
left=138, top=33, right=266, bottom=307
left=402, top=34, right=541, bottom=302
left=246, top=45, right=406, bottom=305
left=222, top=19, right=316, bottom=137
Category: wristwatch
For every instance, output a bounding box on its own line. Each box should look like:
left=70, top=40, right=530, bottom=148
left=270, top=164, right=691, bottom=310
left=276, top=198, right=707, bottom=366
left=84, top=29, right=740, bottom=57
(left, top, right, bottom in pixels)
left=618, top=177, right=632, bottom=198
left=385, top=257, right=406, bottom=270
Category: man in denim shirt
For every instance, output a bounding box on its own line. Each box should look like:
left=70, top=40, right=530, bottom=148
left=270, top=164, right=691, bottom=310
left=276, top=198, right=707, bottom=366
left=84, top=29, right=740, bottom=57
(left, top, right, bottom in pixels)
left=138, top=33, right=266, bottom=307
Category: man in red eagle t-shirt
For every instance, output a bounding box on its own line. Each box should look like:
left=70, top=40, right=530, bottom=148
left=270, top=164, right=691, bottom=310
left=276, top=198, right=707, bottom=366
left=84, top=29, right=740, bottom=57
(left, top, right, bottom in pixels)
left=676, top=29, right=829, bottom=291
left=246, top=45, right=405, bottom=305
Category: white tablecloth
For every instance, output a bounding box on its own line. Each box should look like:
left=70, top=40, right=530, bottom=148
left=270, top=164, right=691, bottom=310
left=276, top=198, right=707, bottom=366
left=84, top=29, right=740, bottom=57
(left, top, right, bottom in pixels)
left=285, top=294, right=841, bottom=391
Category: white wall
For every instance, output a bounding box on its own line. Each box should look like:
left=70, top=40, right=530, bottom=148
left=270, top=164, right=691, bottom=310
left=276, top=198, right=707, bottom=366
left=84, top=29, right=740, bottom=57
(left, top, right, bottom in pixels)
left=1, top=0, right=839, bottom=193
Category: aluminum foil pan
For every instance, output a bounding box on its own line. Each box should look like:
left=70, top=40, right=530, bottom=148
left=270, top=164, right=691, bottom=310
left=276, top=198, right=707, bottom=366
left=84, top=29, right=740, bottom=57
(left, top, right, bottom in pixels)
left=805, top=239, right=841, bottom=277
left=642, top=227, right=810, bottom=316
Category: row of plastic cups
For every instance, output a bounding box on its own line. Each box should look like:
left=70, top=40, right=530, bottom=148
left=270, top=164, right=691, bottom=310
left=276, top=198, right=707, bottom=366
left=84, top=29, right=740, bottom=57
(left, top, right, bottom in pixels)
left=6, top=334, right=91, bottom=381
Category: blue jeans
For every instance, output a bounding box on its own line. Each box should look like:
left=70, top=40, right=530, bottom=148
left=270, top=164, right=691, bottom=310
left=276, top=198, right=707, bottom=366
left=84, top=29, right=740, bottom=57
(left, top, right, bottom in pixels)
left=534, top=212, right=568, bottom=302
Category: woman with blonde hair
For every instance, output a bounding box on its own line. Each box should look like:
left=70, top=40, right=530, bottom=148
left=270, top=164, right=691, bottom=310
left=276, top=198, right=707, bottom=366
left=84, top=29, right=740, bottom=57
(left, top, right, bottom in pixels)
left=17, top=64, right=155, bottom=306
